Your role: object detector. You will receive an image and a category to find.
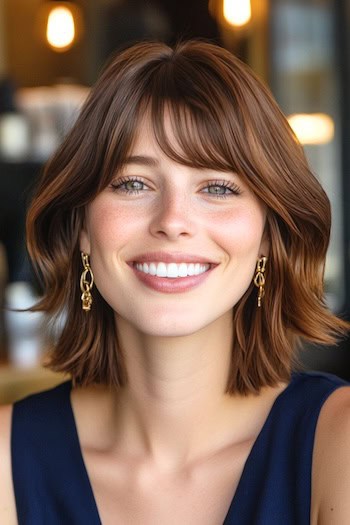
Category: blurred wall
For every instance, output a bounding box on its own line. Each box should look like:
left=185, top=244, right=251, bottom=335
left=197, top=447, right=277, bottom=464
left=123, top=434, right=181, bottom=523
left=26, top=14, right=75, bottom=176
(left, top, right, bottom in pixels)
left=2, top=0, right=223, bottom=88
left=0, top=0, right=6, bottom=76
left=3, top=0, right=89, bottom=87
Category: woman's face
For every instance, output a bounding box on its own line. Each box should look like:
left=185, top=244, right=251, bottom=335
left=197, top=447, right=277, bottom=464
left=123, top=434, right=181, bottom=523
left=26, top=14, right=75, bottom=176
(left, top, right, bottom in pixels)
left=80, top=116, right=268, bottom=337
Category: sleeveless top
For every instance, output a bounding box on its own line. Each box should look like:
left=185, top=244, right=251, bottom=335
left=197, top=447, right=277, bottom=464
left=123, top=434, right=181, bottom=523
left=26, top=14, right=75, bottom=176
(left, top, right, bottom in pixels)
left=11, top=370, right=348, bottom=525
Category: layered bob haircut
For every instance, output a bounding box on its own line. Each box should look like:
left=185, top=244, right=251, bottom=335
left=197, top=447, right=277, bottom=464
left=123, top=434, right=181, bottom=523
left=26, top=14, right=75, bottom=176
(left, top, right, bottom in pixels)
left=27, top=40, right=349, bottom=394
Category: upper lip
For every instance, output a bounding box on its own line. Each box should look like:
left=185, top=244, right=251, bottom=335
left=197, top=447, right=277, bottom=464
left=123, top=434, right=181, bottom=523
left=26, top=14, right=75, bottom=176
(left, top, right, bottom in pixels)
left=129, top=252, right=218, bottom=264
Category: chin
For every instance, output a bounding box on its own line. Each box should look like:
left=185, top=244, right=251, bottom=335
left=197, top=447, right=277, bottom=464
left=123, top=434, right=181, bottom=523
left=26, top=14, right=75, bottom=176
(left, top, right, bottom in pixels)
left=115, top=308, right=210, bottom=338
left=146, top=327, right=202, bottom=338
left=135, top=319, right=205, bottom=338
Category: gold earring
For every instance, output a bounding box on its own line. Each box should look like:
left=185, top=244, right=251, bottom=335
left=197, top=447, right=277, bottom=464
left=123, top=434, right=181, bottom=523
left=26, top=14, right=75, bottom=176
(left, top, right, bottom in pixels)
left=253, top=256, right=268, bottom=308
left=80, top=252, right=94, bottom=311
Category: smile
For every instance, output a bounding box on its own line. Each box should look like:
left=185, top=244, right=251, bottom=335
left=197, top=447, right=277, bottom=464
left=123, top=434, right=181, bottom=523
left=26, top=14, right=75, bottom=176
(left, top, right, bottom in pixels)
left=133, top=262, right=211, bottom=278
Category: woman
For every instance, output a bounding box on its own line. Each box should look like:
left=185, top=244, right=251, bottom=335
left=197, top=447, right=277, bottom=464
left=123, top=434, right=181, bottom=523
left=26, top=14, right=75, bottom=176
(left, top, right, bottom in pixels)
left=1, top=40, right=350, bottom=525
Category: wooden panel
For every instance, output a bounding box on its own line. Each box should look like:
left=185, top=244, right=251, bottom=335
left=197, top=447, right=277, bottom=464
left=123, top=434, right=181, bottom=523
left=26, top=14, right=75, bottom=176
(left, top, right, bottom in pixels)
left=0, top=365, right=66, bottom=405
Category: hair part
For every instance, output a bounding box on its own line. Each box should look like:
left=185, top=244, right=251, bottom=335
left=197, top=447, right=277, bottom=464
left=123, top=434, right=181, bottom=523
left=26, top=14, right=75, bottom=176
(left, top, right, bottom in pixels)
left=26, top=40, right=349, bottom=395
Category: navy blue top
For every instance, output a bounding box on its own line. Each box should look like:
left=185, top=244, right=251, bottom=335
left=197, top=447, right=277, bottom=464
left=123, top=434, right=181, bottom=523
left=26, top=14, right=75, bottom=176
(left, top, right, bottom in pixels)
left=11, top=371, right=348, bottom=525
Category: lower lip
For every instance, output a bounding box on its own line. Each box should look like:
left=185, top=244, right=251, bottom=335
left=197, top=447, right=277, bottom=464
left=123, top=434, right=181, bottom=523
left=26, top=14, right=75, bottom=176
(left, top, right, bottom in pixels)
left=129, top=264, right=217, bottom=293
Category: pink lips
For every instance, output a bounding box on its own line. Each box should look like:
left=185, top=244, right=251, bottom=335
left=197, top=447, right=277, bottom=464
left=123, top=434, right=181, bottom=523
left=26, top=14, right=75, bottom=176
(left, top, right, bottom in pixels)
left=127, top=252, right=219, bottom=293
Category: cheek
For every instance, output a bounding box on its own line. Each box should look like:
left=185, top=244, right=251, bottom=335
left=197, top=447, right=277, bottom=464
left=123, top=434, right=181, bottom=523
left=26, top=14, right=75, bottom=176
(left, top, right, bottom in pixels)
left=86, top=203, right=136, bottom=249
left=210, top=206, right=265, bottom=256
left=86, top=195, right=265, bottom=258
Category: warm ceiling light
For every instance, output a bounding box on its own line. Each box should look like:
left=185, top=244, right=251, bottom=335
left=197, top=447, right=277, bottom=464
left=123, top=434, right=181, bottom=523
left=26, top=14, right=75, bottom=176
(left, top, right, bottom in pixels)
left=287, top=113, right=335, bottom=145
left=223, top=0, right=252, bottom=27
left=46, top=5, right=75, bottom=51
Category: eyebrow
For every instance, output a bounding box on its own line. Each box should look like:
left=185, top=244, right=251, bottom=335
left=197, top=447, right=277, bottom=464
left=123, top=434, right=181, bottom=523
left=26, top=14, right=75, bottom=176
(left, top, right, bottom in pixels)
left=122, top=155, right=159, bottom=167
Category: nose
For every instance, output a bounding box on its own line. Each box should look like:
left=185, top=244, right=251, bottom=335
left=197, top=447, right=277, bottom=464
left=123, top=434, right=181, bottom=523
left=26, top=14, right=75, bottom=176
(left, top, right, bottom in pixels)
left=149, top=189, right=197, bottom=241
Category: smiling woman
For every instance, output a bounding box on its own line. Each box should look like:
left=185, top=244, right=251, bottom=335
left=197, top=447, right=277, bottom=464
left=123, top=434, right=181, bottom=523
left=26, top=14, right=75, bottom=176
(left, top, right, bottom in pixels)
left=80, top=114, right=266, bottom=330
left=25, top=40, right=345, bottom=393
left=1, top=40, right=350, bottom=525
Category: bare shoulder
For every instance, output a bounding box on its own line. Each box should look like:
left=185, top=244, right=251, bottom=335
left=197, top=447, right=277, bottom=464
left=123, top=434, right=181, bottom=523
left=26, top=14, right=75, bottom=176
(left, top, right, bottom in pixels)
left=0, top=404, right=18, bottom=524
left=312, top=385, right=350, bottom=525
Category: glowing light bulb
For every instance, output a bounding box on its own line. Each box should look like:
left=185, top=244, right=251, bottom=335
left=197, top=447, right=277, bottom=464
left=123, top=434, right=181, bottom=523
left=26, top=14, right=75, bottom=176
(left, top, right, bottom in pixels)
left=287, top=113, right=334, bottom=145
left=46, top=6, right=75, bottom=51
left=223, top=0, right=252, bottom=27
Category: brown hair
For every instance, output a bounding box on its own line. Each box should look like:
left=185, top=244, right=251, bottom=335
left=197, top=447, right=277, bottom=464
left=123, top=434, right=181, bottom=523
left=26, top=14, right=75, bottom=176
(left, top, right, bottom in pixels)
left=27, top=40, right=349, bottom=394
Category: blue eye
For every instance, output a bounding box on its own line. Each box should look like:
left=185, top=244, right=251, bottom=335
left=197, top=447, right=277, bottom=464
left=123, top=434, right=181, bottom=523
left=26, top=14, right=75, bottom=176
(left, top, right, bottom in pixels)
left=109, top=177, right=241, bottom=198
left=203, top=181, right=241, bottom=199
left=110, top=177, right=146, bottom=194
left=208, top=186, right=226, bottom=195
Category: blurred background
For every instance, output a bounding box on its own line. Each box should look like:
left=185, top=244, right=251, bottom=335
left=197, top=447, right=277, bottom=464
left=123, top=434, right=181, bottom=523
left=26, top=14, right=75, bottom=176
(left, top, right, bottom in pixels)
left=0, top=0, right=349, bottom=403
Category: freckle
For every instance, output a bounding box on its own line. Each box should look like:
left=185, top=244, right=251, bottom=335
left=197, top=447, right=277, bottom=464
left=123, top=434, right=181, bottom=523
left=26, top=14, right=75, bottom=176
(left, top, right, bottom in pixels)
left=330, top=508, right=334, bottom=511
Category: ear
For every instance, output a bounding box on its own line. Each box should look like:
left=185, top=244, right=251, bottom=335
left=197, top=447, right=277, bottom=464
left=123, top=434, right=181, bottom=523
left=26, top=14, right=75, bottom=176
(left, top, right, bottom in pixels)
left=79, top=227, right=91, bottom=254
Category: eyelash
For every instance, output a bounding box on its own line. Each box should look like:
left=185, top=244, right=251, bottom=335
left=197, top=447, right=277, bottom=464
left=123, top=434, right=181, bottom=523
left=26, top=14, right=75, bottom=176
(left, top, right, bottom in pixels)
left=110, top=176, right=241, bottom=199
left=205, top=180, right=241, bottom=198
left=110, top=176, right=143, bottom=196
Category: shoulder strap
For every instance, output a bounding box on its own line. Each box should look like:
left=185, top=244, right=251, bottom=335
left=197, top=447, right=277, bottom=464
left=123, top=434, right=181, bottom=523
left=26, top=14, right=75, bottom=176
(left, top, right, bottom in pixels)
left=224, top=371, right=348, bottom=525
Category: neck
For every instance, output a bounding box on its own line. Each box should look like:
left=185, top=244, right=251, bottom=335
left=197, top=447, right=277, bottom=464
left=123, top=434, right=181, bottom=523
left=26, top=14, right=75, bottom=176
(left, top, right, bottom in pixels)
left=76, top=311, right=284, bottom=474
left=116, top=310, right=234, bottom=403
left=101, top=312, right=248, bottom=470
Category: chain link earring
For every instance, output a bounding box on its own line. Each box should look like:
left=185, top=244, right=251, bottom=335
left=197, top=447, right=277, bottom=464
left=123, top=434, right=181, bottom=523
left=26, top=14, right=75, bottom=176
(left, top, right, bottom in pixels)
left=253, top=256, right=268, bottom=308
left=80, top=252, right=94, bottom=311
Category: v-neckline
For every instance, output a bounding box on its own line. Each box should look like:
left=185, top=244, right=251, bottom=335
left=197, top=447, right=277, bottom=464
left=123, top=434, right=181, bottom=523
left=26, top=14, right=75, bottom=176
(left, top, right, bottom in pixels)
left=65, top=375, right=298, bottom=525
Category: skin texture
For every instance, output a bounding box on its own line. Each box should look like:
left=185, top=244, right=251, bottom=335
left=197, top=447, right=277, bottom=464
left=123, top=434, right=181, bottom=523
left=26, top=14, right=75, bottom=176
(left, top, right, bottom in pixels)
left=0, top=405, right=16, bottom=524
left=80, top=115, right=268, bottom=339
left=79, top=115, right=350, bottom=523
left=311, top=387, right=350, bottom=525
left=1, top=115, right=350, bottom=524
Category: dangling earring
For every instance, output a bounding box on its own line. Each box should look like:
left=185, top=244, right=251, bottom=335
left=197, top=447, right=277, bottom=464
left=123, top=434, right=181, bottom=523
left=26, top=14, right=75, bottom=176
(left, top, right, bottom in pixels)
left=253, top=256, right=268, bottom=308
left=80, top=252, right=94, bottom=311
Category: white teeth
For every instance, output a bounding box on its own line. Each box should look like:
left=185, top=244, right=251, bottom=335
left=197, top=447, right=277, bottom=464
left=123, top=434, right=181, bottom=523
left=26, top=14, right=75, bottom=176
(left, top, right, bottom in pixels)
left=167, top=263, right=180, bottom=278
left=187, top=264, right=195, bottom=276
left=178, top=263, right=188, bottom=277
left=149, top=262, right=157, bottom=276
left=156, top=262, right=167, bottom=277
left=134, top=262, right=210, bottom=278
